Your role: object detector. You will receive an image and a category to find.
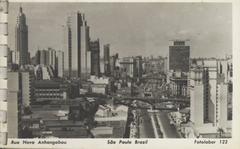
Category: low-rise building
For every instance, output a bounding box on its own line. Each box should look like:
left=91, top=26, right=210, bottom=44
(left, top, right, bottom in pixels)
left=93, top=105, right=128, bottom=138
left=33, top=80, right=69, bottom=101
left=91, top=84, right=108, bottom=95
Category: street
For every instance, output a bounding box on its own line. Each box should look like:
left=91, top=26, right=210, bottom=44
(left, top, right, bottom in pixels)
left=138, top=73, right=181, bottom=138
left=139, top=109, right=155, bottom=138
left=156, top=112, right=180, bottom=138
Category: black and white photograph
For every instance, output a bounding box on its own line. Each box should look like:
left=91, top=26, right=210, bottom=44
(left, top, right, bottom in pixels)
left=1, top=0, right=239, bottom=148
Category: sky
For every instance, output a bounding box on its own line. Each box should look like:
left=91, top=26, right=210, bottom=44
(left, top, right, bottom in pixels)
left=8, top=2, right=232, bottom=58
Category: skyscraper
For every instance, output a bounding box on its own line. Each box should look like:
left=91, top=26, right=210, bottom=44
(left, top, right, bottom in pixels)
left=104, top=44, right=110, bottom=76
left=80, top=14, right=91, bottom=76
left=65, top=12, right=90, bottom=79
left=15, top=6, right=28, bottom=66
left=169, top=40, right=190, bottom=72
left=190, top=58, right=232, bottom=129
left=21, top=71, right=34, bottom=107
left=168, top=40, right=190, bottom=97
left=7, top=72, right=21, bottom=138
left=47, top=47, right=56, bottom=68
left=135, top=56, right=143, bottom=80
left=90, top=39, right=100, bottom=76
left=56, top=51, right=64, bottom=78
left=35, top=48, right=56, bottom=67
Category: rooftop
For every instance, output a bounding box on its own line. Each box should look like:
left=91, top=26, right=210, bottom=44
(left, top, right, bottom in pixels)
left=34, top=80, right=63, bottom=88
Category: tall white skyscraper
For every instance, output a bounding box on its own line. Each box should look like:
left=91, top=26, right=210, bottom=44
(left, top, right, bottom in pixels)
left=189, top=58, right=232, bottom=129
left=80, top=14, right=91, bottom=76
left=64, top=12, right=90, bottom=79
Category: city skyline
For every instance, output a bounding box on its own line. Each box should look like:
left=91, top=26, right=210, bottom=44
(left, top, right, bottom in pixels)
left=8, top=2, right=232, bottom=58
left=4, top=1, right=233, bottom=140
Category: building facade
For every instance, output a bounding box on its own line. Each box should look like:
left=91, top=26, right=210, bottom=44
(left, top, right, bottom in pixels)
left=169, top=40, right=190, bottom=72
left=7, top=72, right=22, bottom=138
left=35, top=48, right=56, bottom=67
left=33, top=80, right=69, bottom=102
left=65, top=12, right=91, bottom=79
left=90, top=39, right=100, bottom=77
left=15, top=7, right=28, bottom=66
left=135, top=56, right=143, bottom=81
left=56, top=51, right=64, bottom=78
left=104, top=44, right=110, bottom=76
left=168, top=40, right=190, bottom=97
left=47, top=48, right=56, bottom=69
left=189, top=58, right=232, bottom=133
left=21, top=71, right=34, bottom=107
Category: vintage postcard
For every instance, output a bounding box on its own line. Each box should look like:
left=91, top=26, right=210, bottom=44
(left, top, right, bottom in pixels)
left=0, top=0, right=239, bottom=149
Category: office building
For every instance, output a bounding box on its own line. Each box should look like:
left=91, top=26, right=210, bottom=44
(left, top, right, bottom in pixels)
left=109, top=55, right=116, bottom=75
left=35, top=48, right=56, bottom=67
left=90, top=39, right=100, bottom=77
left=15, top=7, right=29, bottom=66
left=169, top=72, right=188, bottom=97
left=35, top=50, right=40, bottom=65
left=135, top=56, right=143, bottom=80
left=168, top=40, right=190, bottom=97
left=39, top=50, right=47, bottom=65
left=104, top=44, right=110, bottom=76
left=56, top=51, right=64, bottom=78
left=189, top=58, right=232, bottom=136
left=169, top=40, right=190, bottom=72
left=47, top=47, right=56, bottom=69
left=119, top=57, right=135, bottom=78
left=189, top=66, right=204, bottom=126
left=65, top=12, right=91, bottom=78
left=80, top=14, right=91, bottom=76
left=7, top=72, right=22, bottom=138
left=21, top=71, right=34, bottom=107
left=33, top=80, right=69, bottom=101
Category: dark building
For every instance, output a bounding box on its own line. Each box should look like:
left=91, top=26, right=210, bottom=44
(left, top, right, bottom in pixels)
left=202, top=67, right=210, bottom=123
left=90, top=39, right=100, bottom=77
left=110, top=53, right=119, bottom=76
left=35, top=49, right=48, bottom=65
left=169, top=40, right=190, bottom=72
left=16, top=7, right=29, bottom=66
left=135, top=56, right=143, bottom=80
left=35, top=50, right=40, bottom=65
left=111, top=54, right=121, bottom=79
left=104, top=44, right=110, bottom=76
